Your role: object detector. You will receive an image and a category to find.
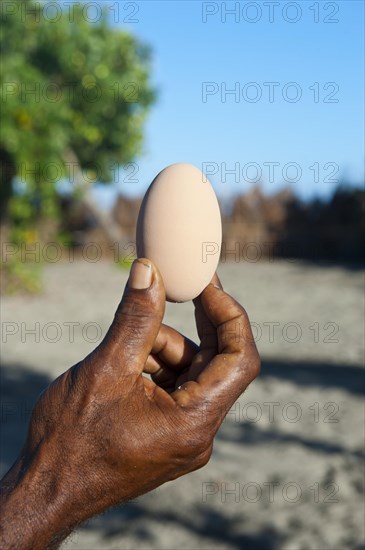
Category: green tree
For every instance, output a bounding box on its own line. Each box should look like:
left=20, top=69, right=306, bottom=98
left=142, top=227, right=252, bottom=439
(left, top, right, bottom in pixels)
left=0, top=0, right=155, bottom=236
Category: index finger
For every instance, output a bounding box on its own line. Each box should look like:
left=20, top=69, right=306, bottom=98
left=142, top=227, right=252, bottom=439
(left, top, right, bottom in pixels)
left=193, top=272, right=222, bottom=353
left=173, top=284, right=260, bottom=425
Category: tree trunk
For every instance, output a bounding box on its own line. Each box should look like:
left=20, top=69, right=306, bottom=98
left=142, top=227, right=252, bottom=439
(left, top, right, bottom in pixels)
left=63, top=150, right=123, bottom=245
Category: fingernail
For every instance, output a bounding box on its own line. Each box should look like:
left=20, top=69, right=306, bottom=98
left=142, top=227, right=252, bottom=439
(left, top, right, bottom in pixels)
left=129, top=259, right=152, bottom=289
left=210, top=283, right=223, bottom=291
left=211, top=272, right=223, bottom=290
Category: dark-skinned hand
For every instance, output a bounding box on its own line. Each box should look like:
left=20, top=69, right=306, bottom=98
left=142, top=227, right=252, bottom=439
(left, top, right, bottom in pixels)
left=0, top=258, right=260, bottom=549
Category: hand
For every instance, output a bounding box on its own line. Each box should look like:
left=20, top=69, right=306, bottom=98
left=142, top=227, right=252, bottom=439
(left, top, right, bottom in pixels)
left=0, top=258, right=260, bottom=549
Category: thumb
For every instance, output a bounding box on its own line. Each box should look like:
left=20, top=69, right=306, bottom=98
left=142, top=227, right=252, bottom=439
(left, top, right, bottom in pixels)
left=103, top=258, right=166, bottom=375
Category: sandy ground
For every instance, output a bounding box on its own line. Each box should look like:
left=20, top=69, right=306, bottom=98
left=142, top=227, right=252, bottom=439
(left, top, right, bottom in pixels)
left=1, top=258, right=364, bottom=549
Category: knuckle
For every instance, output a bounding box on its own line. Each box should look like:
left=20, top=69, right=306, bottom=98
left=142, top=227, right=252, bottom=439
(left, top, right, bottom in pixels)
left=239, top=347, right=261, bottom=383
left=252, top=351, right=261, bottom=379
left=237, top=304, right=250, bottom=322
left=246, top=363, right=259, bottom=387
left=194, top=443, right=213, bottom=469
left=173, top=422, right=211, bottom=463
left=230, top=301, right=250, bottom=324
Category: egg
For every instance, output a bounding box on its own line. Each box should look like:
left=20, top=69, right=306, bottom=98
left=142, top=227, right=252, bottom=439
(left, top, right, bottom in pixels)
left=136, top=163, right=222, bottom=302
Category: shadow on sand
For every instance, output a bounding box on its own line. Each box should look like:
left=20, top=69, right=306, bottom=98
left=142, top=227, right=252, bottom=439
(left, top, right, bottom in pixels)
left=77, top=500, right=280, bottom=550
left=260, top=358, right=365, bottom=396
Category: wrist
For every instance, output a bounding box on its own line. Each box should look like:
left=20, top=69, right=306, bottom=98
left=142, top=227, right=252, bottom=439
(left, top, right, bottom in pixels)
left=0, top=444, right=77, bottom=549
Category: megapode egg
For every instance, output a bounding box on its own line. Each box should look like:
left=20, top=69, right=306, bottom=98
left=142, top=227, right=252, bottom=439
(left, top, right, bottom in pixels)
left=136, top=163, right=222, bottom=302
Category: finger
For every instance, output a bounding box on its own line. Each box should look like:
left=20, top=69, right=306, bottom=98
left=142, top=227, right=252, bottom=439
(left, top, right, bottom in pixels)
left=173, top=285, right=260, bottom=419
left=200, top=284, right=260, bottom=393
left=193, top=272, right=222, bottom=352
left=151, top=364, right=179, bottom=394
left=145, top=324, right=198, bottom=373
left=144, top=324, right=198, bottom=394
left=190, top=271, right=223, bottom=380
left=211, top=272, right=223, bottom=290
left=100, top=258, right=165, bottom=376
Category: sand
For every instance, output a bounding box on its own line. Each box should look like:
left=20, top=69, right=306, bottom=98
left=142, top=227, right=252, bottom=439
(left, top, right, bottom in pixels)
left=1, top=258, right=364, bottom=549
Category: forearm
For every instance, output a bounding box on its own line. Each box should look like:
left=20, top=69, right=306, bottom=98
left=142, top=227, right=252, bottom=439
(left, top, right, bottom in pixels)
left=0, top=451, right=74, bottom=550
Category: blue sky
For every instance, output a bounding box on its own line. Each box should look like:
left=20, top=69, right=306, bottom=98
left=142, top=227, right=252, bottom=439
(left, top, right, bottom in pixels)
left=93, top=0, right=364, bottom=205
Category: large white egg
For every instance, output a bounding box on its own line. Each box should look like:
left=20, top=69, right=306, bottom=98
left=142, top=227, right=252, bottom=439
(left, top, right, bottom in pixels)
left=136, top=163, right=222, bottom=302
